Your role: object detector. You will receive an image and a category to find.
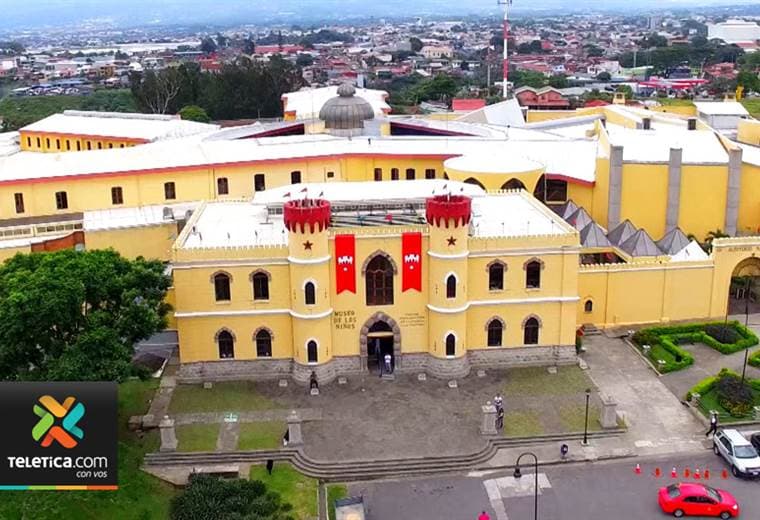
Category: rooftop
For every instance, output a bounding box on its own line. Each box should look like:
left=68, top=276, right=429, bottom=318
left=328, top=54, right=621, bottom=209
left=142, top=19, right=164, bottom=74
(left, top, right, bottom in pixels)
left=21, top=110, right=218, bottom=142
left=282, top=85, right=390, bottom=120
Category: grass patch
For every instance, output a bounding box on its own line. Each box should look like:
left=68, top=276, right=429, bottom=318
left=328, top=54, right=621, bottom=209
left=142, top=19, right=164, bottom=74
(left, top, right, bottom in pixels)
left=657, top=98, right=695, bottom=107
left=169, top=381, right=276, bottom=414
left=0, top=379, right=176, bottom=520
left=503, top=366, right=594, bottom=396
left=176, top=423, right=219, bottom=452
left=327, top=484, right=348, bottom=520
left=559, top=405, right=602, bottom=432
left=250, top=464, right=318, bottom=520
left=237, top=421, right=286, bottom=451
left=697, top=387, right=760, bottom=423
left=503, top=410, right=544, bottom=437
left=742, top=99, right=760, bottom=119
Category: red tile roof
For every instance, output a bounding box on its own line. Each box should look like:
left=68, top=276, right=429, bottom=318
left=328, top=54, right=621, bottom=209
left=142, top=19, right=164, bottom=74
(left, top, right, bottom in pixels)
left=452, top=99, right=486, bottom=111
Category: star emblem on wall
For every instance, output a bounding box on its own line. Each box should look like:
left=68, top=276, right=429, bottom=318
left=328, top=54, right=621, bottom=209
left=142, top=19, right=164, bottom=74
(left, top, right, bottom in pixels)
left=303, top=240, right=313, bottom=250
left=446, top=236, right=457, bottom=247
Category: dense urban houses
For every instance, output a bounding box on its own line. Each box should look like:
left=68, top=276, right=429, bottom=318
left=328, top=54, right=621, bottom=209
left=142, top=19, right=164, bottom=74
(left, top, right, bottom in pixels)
left=0, top=84, right=759, bottom=381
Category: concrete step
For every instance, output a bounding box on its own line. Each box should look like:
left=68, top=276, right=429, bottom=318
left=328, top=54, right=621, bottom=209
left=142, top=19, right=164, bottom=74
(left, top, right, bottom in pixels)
left=581, top=323, right=603, bottom=336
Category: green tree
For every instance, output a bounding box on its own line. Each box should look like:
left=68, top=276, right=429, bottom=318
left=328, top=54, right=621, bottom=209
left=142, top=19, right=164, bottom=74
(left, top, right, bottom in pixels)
left=585, top=45, right=604, bottom=58
left=179, top=105, right=211, bottom=123
left=616, top=84, right=634, bottom=99
left=170, top=475, right=294, bottom=520
left=511, top=70, right=547, bottom=89
left=200, top=37, right=217, bottom=55
left=641, top=33, right=668, bottom=49
left=597, top=71, right=612, bottom=82
left=410, top=37, right=423, bottom=53
left=295, top=53, right=314, bottom=67
left=0, top=249, right=171, bottom=381
left=0, top=41, right=24, bottom=55
left=737, top=70, right=759, bottom=94
left=548, top=75, right=568, bottom=89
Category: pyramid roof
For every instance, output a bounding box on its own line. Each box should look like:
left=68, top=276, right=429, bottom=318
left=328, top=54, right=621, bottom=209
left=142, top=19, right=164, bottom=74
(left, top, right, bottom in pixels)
left=553, top=200, right=579, bottom=220
left=607, top=219, right=638, bottom=245
left=620, top=228, right=663, bottom=257
left=657, top=227, right=691, bottom=255
left=580, top=222, right=612, bottom=248
left=567, top=207, right=594, bottom=231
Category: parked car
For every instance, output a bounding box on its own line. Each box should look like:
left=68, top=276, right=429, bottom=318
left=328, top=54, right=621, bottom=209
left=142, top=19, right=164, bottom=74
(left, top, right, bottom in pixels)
left=749, top=432, right=760, bottom=454
left=658, top=483, right=739, bottom=518
left=713, top=429, right=760, bottom=478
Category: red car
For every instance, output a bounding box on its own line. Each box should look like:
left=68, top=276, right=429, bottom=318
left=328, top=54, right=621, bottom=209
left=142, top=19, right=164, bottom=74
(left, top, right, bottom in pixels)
left=659, top=483, right=739, bottom=518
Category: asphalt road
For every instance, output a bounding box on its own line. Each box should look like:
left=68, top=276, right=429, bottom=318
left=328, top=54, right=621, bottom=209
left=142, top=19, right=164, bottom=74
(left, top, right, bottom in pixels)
left=349, top=452, right=760, bottom=520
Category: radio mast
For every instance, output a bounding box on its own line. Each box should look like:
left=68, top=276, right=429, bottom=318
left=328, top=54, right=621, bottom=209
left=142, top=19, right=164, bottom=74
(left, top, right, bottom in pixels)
left=497, top=0, right=513, bottom=99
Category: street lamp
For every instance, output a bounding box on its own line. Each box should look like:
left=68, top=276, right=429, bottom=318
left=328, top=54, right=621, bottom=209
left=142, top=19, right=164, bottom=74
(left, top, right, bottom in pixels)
left=741, top=276, right=751, bottom=385
left=513, top=451, right=539, bottom=520
left=582, top=388, right=591, bottom=446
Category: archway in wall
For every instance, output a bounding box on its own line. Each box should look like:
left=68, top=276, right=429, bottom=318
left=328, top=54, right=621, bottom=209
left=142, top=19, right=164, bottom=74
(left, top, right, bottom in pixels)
left=501, top=178, right=526, bottom=191
left=727, top=257, right=760, bottom=316
left=463, top=177, right=486, bottom=190
left=359, top=312, right=402, bottom=373
left=533, top=174, right=568, bottom=205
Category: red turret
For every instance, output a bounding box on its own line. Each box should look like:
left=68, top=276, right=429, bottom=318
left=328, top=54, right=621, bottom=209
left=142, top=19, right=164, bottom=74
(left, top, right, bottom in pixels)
left=426, top=195, right=472, bottom=228
left=284, top=199, right=331, bottom=233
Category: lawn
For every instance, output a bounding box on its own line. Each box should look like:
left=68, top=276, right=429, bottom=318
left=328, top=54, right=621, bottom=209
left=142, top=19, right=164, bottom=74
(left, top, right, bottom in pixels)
left=250, top=464, right=318, bottom=520
left=176, top=423, right=219, bottom=452
left=742, top=99, right=760, bottom=119
left=169, top=381, right=277, bottom=414
left=237, top=421, right=286, bottom=450
left=559, top=404, right=602, bottom=432
left=0, top=378, right=177, bottom=520
left=503, top=410, right=544, bottom=437
left=327, top=484, right=348, bottom=520
left=503, top=366, right=594, bottom=396
left=697, top=387, right=760, bottom=423
left=656, top=98, right=695, bottom=107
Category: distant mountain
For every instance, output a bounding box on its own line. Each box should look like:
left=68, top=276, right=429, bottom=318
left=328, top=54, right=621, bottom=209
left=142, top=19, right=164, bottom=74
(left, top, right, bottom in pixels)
left=1, top=0, right=759, bottom=30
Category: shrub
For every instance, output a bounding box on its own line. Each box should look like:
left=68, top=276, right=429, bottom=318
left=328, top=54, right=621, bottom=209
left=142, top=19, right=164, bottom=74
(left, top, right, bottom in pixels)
left=705, top=324, right=740, bottom=344
left=750, top=350, right=760, bottom=369
left=686, top=368, right=738, bottom=401
left=716, top=374, right=754, bottom=417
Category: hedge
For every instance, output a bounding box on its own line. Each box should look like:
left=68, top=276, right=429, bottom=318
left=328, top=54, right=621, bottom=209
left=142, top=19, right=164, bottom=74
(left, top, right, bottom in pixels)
left=686, top=367, right=760, bottom=401
left=655, top=335, right=694, bottom=373
left=750, top=350, right=760, bottom=369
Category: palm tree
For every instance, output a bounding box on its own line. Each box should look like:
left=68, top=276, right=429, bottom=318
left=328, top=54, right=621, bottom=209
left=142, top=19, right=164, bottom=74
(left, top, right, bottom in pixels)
left=704, top=228, right=729, bottom=254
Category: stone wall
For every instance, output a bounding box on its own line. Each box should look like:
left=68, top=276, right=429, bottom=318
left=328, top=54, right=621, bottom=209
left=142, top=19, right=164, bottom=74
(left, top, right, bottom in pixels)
left=177, top=346, right=576, bottom=383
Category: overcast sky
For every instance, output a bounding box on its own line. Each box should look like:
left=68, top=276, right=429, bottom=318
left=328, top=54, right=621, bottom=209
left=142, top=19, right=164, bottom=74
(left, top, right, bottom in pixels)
left=0, top=0, right=757, bottom=31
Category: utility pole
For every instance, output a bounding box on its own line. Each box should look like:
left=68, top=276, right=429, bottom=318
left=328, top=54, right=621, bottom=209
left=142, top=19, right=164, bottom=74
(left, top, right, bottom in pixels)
left=497, top=0, right=513, bottom=99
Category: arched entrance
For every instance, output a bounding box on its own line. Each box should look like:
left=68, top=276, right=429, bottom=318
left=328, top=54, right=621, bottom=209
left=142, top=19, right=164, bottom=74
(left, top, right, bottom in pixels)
left=360, top=312, right=401, bottom=373
left=501, top=178, right=526, bottom=191
left=728, top=257, right=760, bottom=316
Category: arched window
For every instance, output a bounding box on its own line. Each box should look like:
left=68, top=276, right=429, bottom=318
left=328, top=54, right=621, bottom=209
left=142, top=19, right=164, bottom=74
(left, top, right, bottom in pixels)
left=502, top=178, right=526, bottom=191
left=255, top=329, right=272, bottom=357
left=374, top=168, right=383, bottom=181
left=425, top=169, right=436, bottom=179
left=251, top=271, right=270, bottom=301
left=391, top=168, right=399, bottom=181
left=584, top=299, right=593, bottom=313
left=214, top=272, right=231, bottom=301
left=524, top=317, right=540, bottom=345
left=365, top=254, right=394, bottom=306
left=445, top=334, right=456, bottom=356
left=304, top=281, right=316, bottom=305
left=525, top=260, right=542, bottom=289
left=464, top=177, right=486, bottom=190
left=487, top=319, right=504, bottom=347
left=217, top=330, right=235, bottom=359
left=217, top=177, right=229, bottom=195
left=446, top=274, right=457, bottom=299
left=290, top=171, right=302, bottom=184
left=307, top=340, right=318, bottom=363
left=488, top=262, right=505, bottom=291
left=405, top=168, right=416, bottom=180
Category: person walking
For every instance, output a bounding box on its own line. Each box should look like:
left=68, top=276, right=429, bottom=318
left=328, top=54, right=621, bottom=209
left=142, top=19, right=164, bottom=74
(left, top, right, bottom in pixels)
left=496, top=406, right=504, bottom=430
left=384, top=353, right=392, bottom=374
left=493, top=394, right=503, bottom=412
left=266, top=459, right=274, bottom=475
left=478, top=511, right=491, bottom=520
left=705, top=411, right=719, bottom=437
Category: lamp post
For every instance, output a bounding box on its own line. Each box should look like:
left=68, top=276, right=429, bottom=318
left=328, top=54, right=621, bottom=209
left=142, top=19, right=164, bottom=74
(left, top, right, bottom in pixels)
left=582, top=388, right=591, bottom=446
left=513, top=451, right=539, bottom=520
left=741, top=277, right=751, bottom=385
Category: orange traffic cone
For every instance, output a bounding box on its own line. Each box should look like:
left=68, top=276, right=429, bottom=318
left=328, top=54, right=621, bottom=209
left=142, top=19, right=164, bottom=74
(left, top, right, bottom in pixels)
left=704, top=469, right=710, bottom=480
left=721, top=469, right=729, bottom=479
left=635, top=463, right=641, bottom=475
left=671, top=467, right=677, bottom=478
left=694, top=468, right=701, bottom=480
left=684, top=468, right=690, bottom=478
left=654, top=467, right=662, bottom=478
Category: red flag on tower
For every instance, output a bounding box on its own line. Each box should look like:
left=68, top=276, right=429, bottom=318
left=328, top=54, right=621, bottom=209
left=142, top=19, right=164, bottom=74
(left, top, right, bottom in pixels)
left=402, top=232, right=422, bottom=292
left=335, top=234, right=356, bottom=294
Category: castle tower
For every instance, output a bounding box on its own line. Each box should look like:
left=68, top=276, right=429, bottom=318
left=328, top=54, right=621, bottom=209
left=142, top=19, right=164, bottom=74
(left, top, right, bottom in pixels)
left=284, top=198, right=334, bottom=383
left=425, top=195, right=472, bottom=378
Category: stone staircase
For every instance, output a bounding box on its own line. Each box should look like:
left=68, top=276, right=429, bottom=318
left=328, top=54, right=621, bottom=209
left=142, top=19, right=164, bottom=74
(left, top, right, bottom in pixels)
left=143, top=429, right=625, bottom=482
left=581, top=323, right=603, bottom=336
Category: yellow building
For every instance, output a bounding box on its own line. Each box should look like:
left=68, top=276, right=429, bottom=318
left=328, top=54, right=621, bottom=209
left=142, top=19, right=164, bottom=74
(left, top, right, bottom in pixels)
left=0, top=87, right=758, bottom=379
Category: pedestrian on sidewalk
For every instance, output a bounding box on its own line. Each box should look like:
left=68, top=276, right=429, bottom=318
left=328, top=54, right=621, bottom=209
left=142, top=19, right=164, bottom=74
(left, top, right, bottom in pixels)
left=493, top=394, right=503, bottom=412
left=266, top=459, right=274, bottom=475
left=384, top=353, right=392, bottom=374
left=496, top=406, right=504, bottom=430
left=282, top=429, right=290, bottom=447
left=705, top=411, right=719, bottom=437
left=478, top=511, right=491, bottom=520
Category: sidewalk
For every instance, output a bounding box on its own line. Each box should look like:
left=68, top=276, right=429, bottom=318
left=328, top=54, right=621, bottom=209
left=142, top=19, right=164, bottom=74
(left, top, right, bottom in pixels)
left=582, top=335, right=707, bottom=457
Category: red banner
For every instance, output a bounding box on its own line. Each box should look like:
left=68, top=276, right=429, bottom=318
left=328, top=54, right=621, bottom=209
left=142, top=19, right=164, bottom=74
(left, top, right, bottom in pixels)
left=402, top=232, right=422, bottom=292
left=335, top=234, right=356, bottom=294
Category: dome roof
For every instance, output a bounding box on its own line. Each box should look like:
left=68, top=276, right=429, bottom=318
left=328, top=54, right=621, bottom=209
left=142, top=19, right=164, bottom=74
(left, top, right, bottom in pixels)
left=319, top=83, right=375, bottom=131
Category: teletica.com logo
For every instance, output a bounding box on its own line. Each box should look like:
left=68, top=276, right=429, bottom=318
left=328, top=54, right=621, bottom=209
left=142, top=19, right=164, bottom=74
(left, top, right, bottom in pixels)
left=32, top=396, right=85, bottom=449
